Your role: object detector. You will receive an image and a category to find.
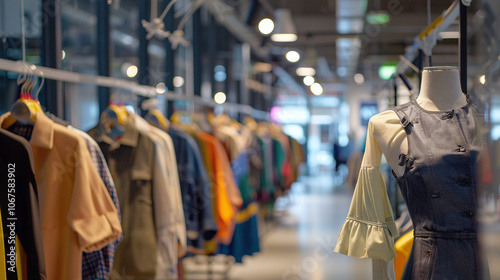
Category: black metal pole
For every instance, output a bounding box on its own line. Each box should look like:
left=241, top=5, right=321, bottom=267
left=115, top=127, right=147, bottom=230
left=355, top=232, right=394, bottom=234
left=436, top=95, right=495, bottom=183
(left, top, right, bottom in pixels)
left=41, top=0, right=62, bottom=116
left=208, top=15, right=217, bottom=100
left=163, top=0, right=175, bottom=118
left=393, top=79, right=398, bottom=107
left=97, top=1, right=110, bottom=114
left=193, top=9, right=202, bottom=97
left=138, top=0, right=150, bottom=115
left=459, top=1, right=468, bottom=94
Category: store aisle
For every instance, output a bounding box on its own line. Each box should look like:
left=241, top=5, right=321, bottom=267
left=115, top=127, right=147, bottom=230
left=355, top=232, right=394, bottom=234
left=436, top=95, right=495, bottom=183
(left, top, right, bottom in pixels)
left=228, top=173, right=371, bottom=280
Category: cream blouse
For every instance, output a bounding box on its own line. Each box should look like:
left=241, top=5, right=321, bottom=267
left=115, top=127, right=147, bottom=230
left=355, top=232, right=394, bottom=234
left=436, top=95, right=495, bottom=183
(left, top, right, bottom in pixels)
left=335, top=95, right=471, bottom=279
left=335, top=110, right=408, bottom=279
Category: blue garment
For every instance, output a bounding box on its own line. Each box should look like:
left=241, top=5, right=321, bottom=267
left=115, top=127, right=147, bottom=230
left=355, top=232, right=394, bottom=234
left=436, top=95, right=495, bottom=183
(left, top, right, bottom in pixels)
left=80, top=134, right=122, bottom=280
left=218, top=207, right=260, bottom=263
left=218, top=151, right=260, bottom=263
left=231, top=151, right=249, bottom=186
left=169, top=128, right=217, bottom=249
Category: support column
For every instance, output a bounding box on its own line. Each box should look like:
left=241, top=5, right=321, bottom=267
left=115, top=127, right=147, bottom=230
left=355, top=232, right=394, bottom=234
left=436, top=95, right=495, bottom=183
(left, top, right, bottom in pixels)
left=97, top=1, right=111, bottom=114
left=163, top=0, right=175, bottom=118
left=138, top=0, right=150, bottom=115
left=41, top=0, right=62, bottom=116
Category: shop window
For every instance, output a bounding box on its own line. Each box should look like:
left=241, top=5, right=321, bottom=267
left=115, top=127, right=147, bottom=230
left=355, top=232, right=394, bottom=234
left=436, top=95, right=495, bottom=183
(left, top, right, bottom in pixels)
left=0, top=0, right=42, bottom=114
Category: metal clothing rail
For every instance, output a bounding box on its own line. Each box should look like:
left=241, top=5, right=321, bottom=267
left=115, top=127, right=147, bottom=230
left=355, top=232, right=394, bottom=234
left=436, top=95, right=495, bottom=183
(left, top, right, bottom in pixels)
left=0, top=58, right=270, bottom=119
left=0, top=58, right=157, bottom=97
left=395, top=0, right=461, bottom=75
left=189, top=96, right=271, bottom=120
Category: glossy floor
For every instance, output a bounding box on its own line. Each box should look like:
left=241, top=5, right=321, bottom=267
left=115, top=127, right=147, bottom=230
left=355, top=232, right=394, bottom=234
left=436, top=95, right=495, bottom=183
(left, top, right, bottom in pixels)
left=189, top=173, right=500, bottom=280
left=228, top=174, right=372, bottom=280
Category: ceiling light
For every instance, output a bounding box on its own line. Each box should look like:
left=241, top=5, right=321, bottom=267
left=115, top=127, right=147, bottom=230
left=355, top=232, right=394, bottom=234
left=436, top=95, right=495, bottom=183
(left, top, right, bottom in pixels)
left=354, top=73, right=365, bottom=84
left=173, top=76, right=184, bottom=87
left=296, top=67, right=316, bottom=76
left=286, top=50, right=300, bottom=63
left=62, top=50, right=66, bottom=60
left=155, top=82, right=166, bottom=94
left=214, top=92, right=227, bottom=104
left=271, top=34, right=298, bottom=42
left=310, top=83, right=323, bottom=95
left=126, top=65, right=138, bottom=78
left=303, top=76, right=315, bottom=86
left=271, top=9, right=297, bottom=42
left=215, top=65, right=225, bottom=73
left=337, top=67, right=348, bottom=77
left=258, top=18, right=274, bottom=35
left=439, top=31, right=460, bottom=39
left=480, top=75, right=486, bottom=85
left=214, top=72, right=227, bottom=82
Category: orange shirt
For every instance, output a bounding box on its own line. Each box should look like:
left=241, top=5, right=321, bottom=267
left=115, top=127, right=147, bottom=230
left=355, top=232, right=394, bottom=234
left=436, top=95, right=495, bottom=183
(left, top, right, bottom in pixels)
left=0, top=112, right=122, bottom=280
left=195, top=132, right=242, bottom=244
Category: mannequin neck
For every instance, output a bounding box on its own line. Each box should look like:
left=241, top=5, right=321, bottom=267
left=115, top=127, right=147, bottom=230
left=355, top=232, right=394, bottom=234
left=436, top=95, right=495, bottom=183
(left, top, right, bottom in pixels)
left=417, top=66, right=467, bottom=111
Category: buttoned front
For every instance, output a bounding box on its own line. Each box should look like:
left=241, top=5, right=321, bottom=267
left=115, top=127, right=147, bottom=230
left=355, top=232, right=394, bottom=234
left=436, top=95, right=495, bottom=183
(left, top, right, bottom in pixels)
left=0, top=112, right=122, bottom=280
left=391, top=99, right=486, bottom=279
left=88, top=116, right=157, bottom=280
left=134, top=115, right=187, bottom=280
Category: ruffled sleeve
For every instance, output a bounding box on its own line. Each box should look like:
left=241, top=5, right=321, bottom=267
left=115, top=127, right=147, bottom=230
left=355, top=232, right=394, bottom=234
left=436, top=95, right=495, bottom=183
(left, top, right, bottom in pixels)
left=334, top=167, right=399, bottom=261
left=334, top=120, right=399, bottom=262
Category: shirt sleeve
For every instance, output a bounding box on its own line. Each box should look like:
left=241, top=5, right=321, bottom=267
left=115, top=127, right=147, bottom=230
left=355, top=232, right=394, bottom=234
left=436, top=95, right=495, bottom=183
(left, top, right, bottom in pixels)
left=163, top=133, right=188, bottom=256
left=190, top=139, right=218, bottom=241
left=213, top=140, right=238, bottom=243
left=334, top=121, right=399, bottom=262
left=149, top=135, right=179, bottom=280
left=68, top=137, right=122, bottom=253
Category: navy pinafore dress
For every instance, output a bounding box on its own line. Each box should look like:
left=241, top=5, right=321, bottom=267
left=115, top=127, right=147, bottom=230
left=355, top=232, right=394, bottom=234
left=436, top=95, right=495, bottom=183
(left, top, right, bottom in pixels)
left=392, top=96, right=488, bottom=280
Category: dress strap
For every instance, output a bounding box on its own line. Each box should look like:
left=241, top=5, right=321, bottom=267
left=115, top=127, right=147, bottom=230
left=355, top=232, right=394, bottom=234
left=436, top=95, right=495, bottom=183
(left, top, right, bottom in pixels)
left=391, top=101, right=419, bottom=131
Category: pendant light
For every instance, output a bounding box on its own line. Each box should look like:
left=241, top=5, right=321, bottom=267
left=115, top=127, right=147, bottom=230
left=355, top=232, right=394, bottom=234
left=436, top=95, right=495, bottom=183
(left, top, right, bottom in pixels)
left=296, top=48, right=317, bottom=76
left=271, top=9, right=297, bottom=42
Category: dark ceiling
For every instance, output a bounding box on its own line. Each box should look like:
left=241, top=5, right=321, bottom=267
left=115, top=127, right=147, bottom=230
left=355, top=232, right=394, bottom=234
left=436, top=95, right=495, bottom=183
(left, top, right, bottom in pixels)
left=256, top=0, right=478, bottom=82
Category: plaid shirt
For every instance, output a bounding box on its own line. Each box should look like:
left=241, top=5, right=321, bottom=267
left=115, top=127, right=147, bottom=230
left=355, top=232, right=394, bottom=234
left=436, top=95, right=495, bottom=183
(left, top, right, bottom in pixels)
left=7, top=122, right=34, bottom=140
left=73, top=129, right=123, bottom=280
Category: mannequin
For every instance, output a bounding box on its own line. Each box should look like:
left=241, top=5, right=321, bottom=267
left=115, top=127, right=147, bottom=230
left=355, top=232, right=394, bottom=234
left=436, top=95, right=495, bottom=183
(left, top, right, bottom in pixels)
left=369, top=66, right=468, bottom=177
left=335, top=66, right=483, bottom=280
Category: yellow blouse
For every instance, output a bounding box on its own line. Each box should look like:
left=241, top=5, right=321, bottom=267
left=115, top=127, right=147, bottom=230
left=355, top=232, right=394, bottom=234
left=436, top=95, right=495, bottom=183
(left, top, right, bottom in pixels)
left=335, top=111, right=406, bottom=280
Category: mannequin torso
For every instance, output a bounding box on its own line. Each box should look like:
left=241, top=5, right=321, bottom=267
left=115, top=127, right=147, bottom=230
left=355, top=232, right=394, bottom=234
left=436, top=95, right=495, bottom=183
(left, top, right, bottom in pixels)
left=360, top=66, right=470, bottom=279
left=368, top=66, right=468, bottom=176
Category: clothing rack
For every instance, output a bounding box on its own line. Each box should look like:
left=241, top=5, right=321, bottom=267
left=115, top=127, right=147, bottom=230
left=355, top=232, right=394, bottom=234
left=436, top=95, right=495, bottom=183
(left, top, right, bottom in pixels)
left=0, top=58, right=270, bottom=120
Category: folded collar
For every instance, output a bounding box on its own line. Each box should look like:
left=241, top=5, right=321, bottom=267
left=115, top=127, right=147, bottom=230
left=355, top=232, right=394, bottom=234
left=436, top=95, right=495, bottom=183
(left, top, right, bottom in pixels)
left=0, top=111, right=54, bottom=149
left=99, top=115, right=139, bottom=148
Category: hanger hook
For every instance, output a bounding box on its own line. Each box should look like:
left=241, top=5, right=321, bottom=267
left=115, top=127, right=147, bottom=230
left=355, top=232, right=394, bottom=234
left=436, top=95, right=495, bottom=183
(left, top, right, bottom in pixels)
left=27, top=63, right=36, bottom=95
left=35, top=70, right=44, bottom=101
left=26, top=63, right=35, bottom=95
left=18, top=62, right=30, bottom=93
left=16, top=61, right=27, bottom=86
